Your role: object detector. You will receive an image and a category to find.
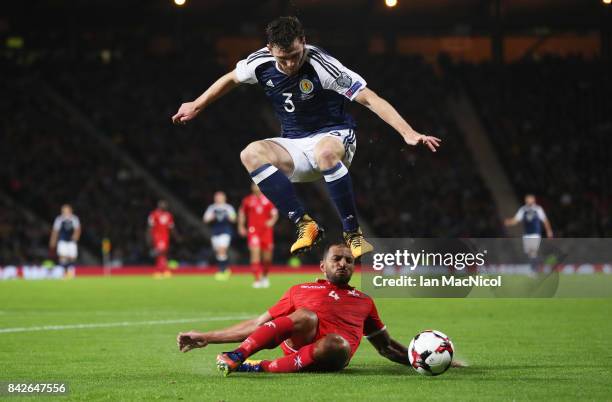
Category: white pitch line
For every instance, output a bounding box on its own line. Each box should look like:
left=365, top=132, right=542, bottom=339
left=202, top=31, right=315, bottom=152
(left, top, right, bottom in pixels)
left=0, top=315, right=254, bottom=334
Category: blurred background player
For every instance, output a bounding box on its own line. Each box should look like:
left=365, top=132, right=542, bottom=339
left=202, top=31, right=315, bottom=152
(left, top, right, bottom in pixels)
left=49, top=204, right=81, bottom=267
left=239, top=184, right=278, bottom=288
left=203, top=191, right=237, bottom=281
left=148, top=200, right=175, bottom=278
left=505, top=194, right=554, bottom=270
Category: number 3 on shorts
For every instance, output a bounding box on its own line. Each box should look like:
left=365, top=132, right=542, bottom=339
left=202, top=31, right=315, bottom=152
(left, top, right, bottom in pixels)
left=282, top=93, right=295, bottom=113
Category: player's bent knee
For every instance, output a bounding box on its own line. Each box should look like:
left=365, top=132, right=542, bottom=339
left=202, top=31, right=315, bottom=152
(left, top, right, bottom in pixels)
left=289, top=308, right=318, bottom=332
left=314, top=141, right=344, bottom=169
left=315, top=149, right=340, bottom=167
left=314, top=334, right=351, bottom=370
left=240, top=141, right=268, bottom=170
left=319, top=334, right=351, bottom=354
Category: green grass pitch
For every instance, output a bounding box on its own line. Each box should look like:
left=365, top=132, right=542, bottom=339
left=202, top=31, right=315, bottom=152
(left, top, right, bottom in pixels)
left=1, top=274, right=611, bottom=401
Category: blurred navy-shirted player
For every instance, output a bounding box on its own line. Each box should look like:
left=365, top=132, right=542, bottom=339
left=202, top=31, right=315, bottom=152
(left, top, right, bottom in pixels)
left=173, top=17, right=441, bottom=258
left=505, top=194, right=554, bottom=262
left=49, top=204, right=81, bottom=266
left=203, top=191, right=237, bottom=281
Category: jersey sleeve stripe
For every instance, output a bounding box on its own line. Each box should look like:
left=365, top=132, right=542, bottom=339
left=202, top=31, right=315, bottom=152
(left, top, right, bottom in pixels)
left=309, top=54, right=340, bottom=78
left=247, top=54, right=275, bottom=65
left=247, top=49, right=270, bottom=62
left=309, top=49, right=341, bottom=75
left=309, top=51, right=341, bottom=75
left=309, top=45, right=338, bottom=62
left=311, top=53, right=340, bottom=75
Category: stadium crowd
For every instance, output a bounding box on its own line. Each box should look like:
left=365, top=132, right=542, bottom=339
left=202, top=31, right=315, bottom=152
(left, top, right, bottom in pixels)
left=1, top=73, right=207, bottom=264
left=451, top=55, right=612, bottom=236
left=348, top=54, right=501, bottom=237
left=5, top=29, right=607, bottom=265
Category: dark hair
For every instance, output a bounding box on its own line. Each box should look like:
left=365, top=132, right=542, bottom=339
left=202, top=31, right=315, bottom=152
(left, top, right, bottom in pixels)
left=266, top=16, right=304, bottom=49
left=321, top=242, right=350, bottom=261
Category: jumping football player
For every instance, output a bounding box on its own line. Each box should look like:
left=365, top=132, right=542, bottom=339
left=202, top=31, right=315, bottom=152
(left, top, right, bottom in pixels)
left=238, top=183, right=278, bottom=288
left=177, top=243, right=413, bottom=374
left=203, top=191, right=237, bottom=281
left=172, top=17, right=440, bottom=258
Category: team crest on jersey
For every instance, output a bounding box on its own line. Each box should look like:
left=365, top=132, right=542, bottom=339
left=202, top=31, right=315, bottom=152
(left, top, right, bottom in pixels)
left=335, top=72, right=352, bottom=88
left=299, top=78, right=314, bottom=94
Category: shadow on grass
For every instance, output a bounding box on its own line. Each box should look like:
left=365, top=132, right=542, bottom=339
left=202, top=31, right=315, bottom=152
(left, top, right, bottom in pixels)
left=490, top=364, right=607, bottom=370
left=170, top=362, right=596, bottom=383
left=342, top=366, right=487, bottom=377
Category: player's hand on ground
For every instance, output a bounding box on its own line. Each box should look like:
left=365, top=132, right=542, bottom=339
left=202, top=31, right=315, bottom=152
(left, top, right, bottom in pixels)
left=451, top=359, right=468, bottom=368
left=172, top=102, right=199, bottom=125
left=177, top=331, right=208, bottom=352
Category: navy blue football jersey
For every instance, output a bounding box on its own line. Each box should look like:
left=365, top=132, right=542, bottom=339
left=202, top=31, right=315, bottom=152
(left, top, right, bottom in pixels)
left=203, top=203, right=236, bottom=236
left=514, top=205, right=547, bottom=235
left=235, top=45, right=367, bottom=139
left=52, top=215, right=80, bottom=241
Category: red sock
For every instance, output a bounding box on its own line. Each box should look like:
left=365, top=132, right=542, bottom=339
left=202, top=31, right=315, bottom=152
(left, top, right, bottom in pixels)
left=252, top=262, right=262, bottom=281
left=260, top=343, right=316, bottom=373
left=234, top=316, right=293, bottom=358
left=262, top=260, right=270, bottom=277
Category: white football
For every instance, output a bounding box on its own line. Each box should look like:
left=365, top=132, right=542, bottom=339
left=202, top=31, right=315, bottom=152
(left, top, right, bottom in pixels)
left=408, top=330, right=454, bottom=376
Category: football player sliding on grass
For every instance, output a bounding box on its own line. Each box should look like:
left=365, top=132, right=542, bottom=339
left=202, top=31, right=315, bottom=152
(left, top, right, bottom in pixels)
left=178, top=243, right=462, bottom=374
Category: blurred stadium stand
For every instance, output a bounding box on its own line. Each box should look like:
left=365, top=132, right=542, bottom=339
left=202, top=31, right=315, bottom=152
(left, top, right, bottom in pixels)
left=0, top=0, right=610, bottom=265
left=449, top=56, right=612, bottom=236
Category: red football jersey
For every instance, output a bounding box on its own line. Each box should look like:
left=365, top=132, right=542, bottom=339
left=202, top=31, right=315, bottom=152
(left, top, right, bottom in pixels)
left=240, top=194, right=277, bottom=231
left=268, top=279, right=385, bottom=356
left=148, top=209, right=174, bottom=240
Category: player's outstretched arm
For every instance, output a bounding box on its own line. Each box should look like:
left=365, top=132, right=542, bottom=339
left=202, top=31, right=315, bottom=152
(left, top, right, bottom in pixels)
left=367, top=329, right=410, bottom=365
left=172, top=70, right=241, bottom=125
left=72, top=225, right=81, bottom=242
left=49, top=229, right=58, bottom=249
left=355, top=88, right=441, bottom=152
left=504, top=217, right=519, bottom=226
left=237, top=208, right=247, bottom=237
left=203, top=207, right=214, bottom=224
left=266, top=209, right=279, bottom=228
left=177, top=311, right=272, bottom=353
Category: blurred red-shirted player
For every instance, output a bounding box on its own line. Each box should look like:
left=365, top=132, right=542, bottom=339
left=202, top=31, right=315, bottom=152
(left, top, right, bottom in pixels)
left=238, top=184, right=278, bottom=288
left=148, top=200, right=175, bottom=277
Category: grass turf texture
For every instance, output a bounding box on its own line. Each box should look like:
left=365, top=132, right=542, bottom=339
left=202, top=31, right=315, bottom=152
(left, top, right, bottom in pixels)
left=1, top=275, right=611, bottom=401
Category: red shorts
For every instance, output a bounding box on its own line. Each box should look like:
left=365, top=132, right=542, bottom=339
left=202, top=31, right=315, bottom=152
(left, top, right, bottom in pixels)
left=247, top=227, right=273, bottom=251
left=153, top=238, right=169, bottom=253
